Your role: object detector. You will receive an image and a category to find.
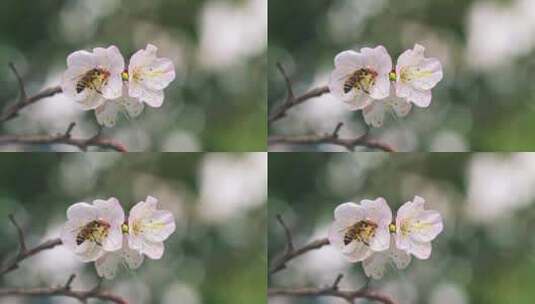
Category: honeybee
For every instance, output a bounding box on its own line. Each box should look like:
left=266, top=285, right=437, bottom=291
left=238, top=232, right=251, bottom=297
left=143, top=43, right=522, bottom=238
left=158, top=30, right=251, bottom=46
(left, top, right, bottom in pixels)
left=76, top=68, right=110, bottom=94
left=342, top=220, right=378, bottom=246
left=76, top=220, right=111, bottom=246
left=343, top=68, right=378, bottom=94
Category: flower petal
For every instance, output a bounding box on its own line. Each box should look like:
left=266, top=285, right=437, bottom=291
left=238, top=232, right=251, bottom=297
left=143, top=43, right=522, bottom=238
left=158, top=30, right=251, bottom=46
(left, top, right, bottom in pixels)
left=343, top=241, right=372, bottom=262
left=395, top=82, right=432, bottom=108
left=101, top=74, right=123, bottom=100
left=94, top=197, right=125, bottom=226
left=334, top=50, right=364, bottom=72
left=410, top=57, right=443, bottom=90
left=76, top=241, right=104, bottom=262
left=141, top=57, right=176, bottom=91
left=334, top=202, right=365, bottom=225
left=77, top=91, right=106, bottom=110
left=368, top=75, right=390, bottom=100
left=390, top=241, right=411, bottom=269
left=66, top=202, right=98, bottom=222
left=388, top=98, right=412, bottom=117
left=409, top=210, right=443, bottom=242
left=141, top=240, right=165, bottom=259
left=67, top=50, right=96, bottom=70
left=344, top=93, right=373, bottom=111
left=121, top=97, right=144, bottom=118
left=361, top=45, right=392, bottom=75
left=93, top=45, right=125, bottom=74
left=363, top=101, right=385, bottom=128
left=328, top=220, right=348, bottom=250
left=363, top=251, right=389, bottom=279
left=95, top=252, right=121, bottom=279
left=121, top=246, right=144, bottom=269
left=369, top=227, right=390, bottom=252
left=102, top=226, right=123, bottom=252
left=61, top=219, right=82, bottom=251
left=408, top=240, right=432, bottom=259
left=362, top=197, right=392, bottom=226
left=143, top=210, right=176, bottom=242
left=95, top=102, right=120, bottom=128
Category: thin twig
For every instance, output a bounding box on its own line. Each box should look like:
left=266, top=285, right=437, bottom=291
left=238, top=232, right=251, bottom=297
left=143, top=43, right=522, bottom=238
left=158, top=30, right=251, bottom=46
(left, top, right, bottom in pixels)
left=1, top=214, right=62, bottom=276
left=269, top=215, right=330, bottom=275
left=0, top=274, right=128, bottom=304
left=269, top=274, right=396, bottom=304
left=0, top=122, right=127, bottom=152
left=268, top=122, right=394, bottom=152
left=268, top=63, right=330, bottom=125
left=1, top=62, right=62, bottom=123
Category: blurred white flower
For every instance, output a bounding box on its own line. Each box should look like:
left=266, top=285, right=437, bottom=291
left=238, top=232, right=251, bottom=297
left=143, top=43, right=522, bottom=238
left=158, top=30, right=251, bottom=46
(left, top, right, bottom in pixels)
left=95, top=87, right=144, bottom=127
left=61, top=45, right=124, bottom=110
left=394, top=44, right=443, bottom=107
left=128, top=44, right=176, bottom=108
left=395, top=196, right=443, bottom=259
left=60, top=198, right=124, bottom=262
left=95, top=239, right=144, bottom=279
left=328, top=198, right=392, bottom=262
left=329, top=46, right=392, bottom=110
left=362, top=238, right=411, bottom=279
left=128, top=196, right=176, bottom=259
left=362, top=90, right=412, bottom=128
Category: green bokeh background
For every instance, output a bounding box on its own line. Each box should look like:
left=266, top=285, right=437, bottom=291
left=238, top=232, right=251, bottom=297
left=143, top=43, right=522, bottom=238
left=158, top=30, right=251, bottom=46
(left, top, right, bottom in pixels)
left=268, top=0, right=535, bottom=151
left=0, top=153, right=267, bottom=304
left=268, top=153, right=535, bottom=304
left=0, top=0, right=266, bottom=152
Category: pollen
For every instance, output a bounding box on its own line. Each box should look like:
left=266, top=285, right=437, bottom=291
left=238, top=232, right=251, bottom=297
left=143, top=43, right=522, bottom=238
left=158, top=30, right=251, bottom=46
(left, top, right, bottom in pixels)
left=121, top=71, right=129, bottom=81
left=389, top=223, right=396, bottom=233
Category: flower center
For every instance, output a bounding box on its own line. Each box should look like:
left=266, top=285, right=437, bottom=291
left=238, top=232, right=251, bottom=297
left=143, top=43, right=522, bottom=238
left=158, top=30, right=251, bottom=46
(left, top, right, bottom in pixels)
left=343, top=68, right=378, bottom=95
left=399, top=67, right=433, bottom=83
left=344, top=220, right=378, bottom=246
left=76, top=219, right=110, bottom=246
left=400, top=219, right=430, bottom=236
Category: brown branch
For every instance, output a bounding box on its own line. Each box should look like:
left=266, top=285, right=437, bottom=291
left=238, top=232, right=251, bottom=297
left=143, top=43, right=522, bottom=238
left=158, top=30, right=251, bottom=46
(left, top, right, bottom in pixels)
left=0, top=122, right=127, bottom=152
left=1, top=62, right=62, bottom=123
left=269, top=274, right=396, bottom=304
left=269, top=122, right=394, bottom=152
left=269, top=214, right=330, bottom=275
left=0, top=274, right=128, bottom=304
left=268, top=62, right=330, bottom=125
left=1, top=214, right=62, bottom=276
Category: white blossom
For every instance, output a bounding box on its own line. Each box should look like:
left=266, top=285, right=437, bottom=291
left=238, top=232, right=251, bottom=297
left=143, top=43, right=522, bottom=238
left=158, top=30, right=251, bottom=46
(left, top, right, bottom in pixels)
left=128, top=44, right=175, bottom=108
left=61, top=45, right=124, bottom=110
left=362, top=238, right=411, bottom=279
left=395, top=196, right=443, bottom=259
left=394, top=44, right=443, bottom=107
left=328, top=198, right=392, bottom=262
left=128, top=196, right=176, bottom=259
left=95, top=86, right=144, bottom=127
left=95, top=239, right=144, bottom=279
left=60, top=198, right=124, bottom=262
left=362, top=90, right=412, bottom=128
left=329, top=46, right=392, bottom=110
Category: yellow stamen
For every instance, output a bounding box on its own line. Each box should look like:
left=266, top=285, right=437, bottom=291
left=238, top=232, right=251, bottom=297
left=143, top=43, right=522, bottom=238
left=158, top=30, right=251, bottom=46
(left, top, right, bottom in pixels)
left=121, top=223, right=129, bottom=234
